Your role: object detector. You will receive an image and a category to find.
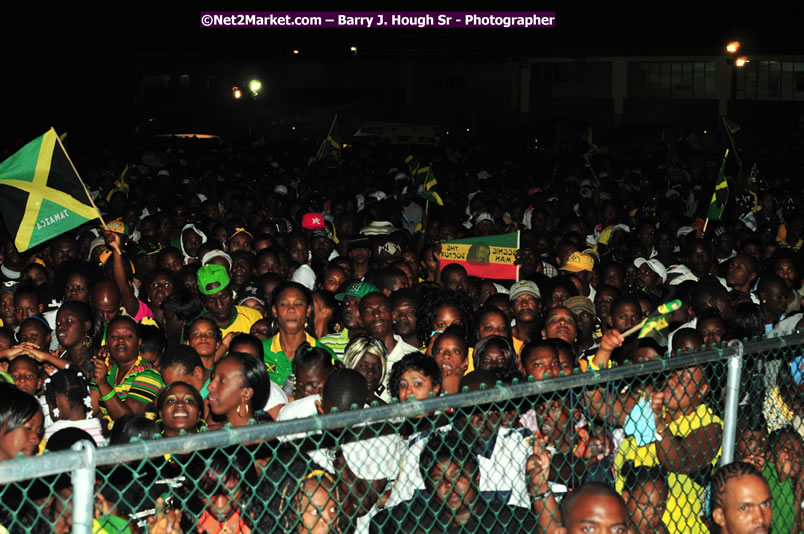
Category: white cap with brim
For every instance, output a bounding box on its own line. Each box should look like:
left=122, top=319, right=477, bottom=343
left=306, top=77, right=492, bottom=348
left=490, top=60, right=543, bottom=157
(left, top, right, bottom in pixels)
left=201, top=249, right=233, bottom=270
left=634, top=257, right=668, bottom=283
left=666, top=264, right=698, bottom=285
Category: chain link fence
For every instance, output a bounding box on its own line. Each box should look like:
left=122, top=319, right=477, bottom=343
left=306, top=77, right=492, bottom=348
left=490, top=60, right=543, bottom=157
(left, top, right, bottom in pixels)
left=0, top=333, right=802, bottom=533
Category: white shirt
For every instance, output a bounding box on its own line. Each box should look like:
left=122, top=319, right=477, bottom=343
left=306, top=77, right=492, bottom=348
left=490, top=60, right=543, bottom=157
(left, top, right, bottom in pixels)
left=278, top=394, right=401, bottom=480
left=45, top=418, right=108, bottom=447
left=265, top=380, right=288, bottom=413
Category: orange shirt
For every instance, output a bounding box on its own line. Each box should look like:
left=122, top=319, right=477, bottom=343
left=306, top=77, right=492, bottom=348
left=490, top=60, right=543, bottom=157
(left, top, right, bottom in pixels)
left=197, top=510, right=251, bottom=534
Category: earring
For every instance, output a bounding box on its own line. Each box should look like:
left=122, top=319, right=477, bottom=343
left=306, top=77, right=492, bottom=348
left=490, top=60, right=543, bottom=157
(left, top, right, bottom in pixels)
left=237, top=403, right=242, bottom=418
left=83, top=335, right=92, bottom=348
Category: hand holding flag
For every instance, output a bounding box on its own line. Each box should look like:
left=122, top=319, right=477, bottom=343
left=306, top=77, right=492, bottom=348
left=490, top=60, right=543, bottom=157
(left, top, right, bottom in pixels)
left=622, top=299, right=683, bottom=346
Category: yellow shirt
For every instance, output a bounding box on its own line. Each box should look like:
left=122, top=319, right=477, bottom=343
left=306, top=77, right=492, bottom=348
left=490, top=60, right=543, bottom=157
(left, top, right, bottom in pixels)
left=219, top=305, right=263, bottom=339
left=513, top=336, right=525, bottom=356
left=615, top=403, right=722, bottom=534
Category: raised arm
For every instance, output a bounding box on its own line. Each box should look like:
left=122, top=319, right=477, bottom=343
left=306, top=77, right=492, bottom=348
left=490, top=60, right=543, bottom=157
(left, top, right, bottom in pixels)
left=103, top=230, right=139, bottom=317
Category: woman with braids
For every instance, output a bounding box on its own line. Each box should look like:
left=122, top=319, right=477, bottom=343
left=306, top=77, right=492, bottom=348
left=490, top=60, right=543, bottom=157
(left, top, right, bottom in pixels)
left=708, top=461, right=772, bottom=534
left=587, top=328, right=723, bottom=534
left=253, top=453, right=348, bottom=533
left=43, top=366, right=107, bottom=446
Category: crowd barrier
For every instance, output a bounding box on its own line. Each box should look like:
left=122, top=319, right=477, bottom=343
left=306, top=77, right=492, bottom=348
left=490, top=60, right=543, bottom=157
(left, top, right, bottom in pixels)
left=1, top=333, right=802, bottom=533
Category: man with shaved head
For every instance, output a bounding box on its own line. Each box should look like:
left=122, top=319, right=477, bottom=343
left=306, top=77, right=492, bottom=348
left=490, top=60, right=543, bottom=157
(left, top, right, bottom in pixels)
left=91, top=279, right=123, bottom=325
left=557, top=482, right=633, bottom=534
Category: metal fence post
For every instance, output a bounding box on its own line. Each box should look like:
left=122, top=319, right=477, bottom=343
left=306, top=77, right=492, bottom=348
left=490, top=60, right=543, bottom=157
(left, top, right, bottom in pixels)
left=720, top=340, right=744, bottom=466
left=71, top=440, right=96, bottom=534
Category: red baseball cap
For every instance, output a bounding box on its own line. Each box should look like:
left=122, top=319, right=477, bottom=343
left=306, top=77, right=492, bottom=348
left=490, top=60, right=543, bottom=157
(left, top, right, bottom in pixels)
left=301, top=212, right=326, bottom=230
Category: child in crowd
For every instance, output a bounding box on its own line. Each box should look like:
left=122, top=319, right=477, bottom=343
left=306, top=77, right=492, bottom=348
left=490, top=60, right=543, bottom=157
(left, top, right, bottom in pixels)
left=44, top=366, right=107, bottom=446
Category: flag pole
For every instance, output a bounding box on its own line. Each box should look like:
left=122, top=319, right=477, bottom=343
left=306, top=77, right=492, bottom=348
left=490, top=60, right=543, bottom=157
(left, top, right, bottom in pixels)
left=622, top=318, right=647, bottom=338
left=721, top=117, right=741, bottom=168
left=53, top=128, right=121, bottom=254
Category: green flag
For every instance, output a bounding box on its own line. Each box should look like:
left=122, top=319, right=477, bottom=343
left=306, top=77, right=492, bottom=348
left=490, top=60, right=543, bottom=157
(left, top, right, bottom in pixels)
left=0, top=128, right=100, bottom=252
left=316, top=114, right=342, bottom=163
left=637, top=299, right=682, bottom=346
left=706, top=149, right=729, bottom=221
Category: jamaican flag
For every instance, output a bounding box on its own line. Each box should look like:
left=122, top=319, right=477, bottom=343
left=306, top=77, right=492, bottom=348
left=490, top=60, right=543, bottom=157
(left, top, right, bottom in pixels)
left=439, top=232, right=519, bottom=280
left=404, top=154, right=421, bottom=177
left=0, top=128, right=99, bottom=252
left=405, top=156, right=444, bottom=206
left=419, top=166, right=443, bottom=206
left=706, top=149, right=729, bottom=221
left=316, top=114, right=342, bottom=164
left=636, top=299, right=682, bottom=346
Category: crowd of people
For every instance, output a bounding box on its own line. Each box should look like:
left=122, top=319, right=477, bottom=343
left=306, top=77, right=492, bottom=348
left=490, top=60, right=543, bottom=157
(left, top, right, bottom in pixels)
left=0, top=126, right=802, bottom=532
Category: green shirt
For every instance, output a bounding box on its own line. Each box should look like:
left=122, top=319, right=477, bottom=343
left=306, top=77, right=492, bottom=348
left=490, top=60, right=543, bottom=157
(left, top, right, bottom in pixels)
left=199, top=377, right=210, bottom=399
left=318, top=328, right=350, bottom=359
left=262, top=332, right=336, bottom=388
left=764, top=461, right=796, bottom=534
left=90, top=356, right=164, bottom=407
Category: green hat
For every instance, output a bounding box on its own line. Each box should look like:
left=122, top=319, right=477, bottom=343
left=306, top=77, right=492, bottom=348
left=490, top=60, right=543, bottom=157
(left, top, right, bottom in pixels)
left=335, top=281, right=379, bottom=301
left=197, top=264, right=230, bottom=295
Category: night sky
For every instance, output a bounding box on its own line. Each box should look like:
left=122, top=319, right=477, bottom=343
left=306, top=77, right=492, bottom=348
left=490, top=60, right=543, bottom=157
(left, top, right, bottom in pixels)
left=8, top=6, right=804, bottom=63
left=2, top=5, right=803, bottom=135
